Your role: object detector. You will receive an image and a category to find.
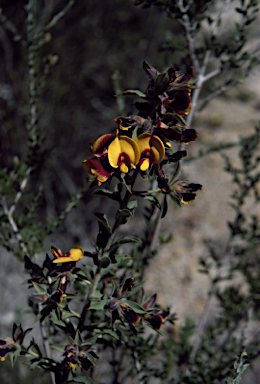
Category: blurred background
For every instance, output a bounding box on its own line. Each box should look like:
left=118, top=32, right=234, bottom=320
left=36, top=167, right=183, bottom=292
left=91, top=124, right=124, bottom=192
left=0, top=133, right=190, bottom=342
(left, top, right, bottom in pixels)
left=0, top=0, right=260, bottom=382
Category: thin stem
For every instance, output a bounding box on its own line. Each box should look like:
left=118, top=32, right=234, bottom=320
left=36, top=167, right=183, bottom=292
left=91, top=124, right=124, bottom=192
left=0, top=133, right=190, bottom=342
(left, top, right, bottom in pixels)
left=87, top=172, right=139, bottom=301
left=1, top=196, right=28, bottom=254
left=39, top=304, right=56, bottom=384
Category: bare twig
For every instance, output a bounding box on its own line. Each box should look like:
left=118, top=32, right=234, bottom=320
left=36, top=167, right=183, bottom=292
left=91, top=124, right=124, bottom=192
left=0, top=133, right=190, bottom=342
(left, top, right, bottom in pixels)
left=39, top=304, right=56, bottom=384
left=1, top=196, right=28, bottom=254
left=179, top=13, right=200, bottom=76
left=43, top=0, right=75, bottom=32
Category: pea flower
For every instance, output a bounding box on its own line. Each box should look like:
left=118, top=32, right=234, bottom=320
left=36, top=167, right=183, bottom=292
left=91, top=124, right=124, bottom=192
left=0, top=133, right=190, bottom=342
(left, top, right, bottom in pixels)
left=142, top=294, right=170, bottom=330
left=114, top=115, right=148, bottom=130
left=172, top=182, right=202, bottom=204
left=83, top=133, right=140, bottom=185
left=155, top=122, right=198, bottom=144
left=91, top=133, right=116, bottom=156
left=135, top=133, right=165, bottom=171
left=0, top=338, right=16, bottom=361
left=82, top=156, right=111, bottom=185
left=52, top=245, right=84, bottom=263
left=0, top=324, right=28, bottom=361
left=62, top=343, right=96, bottom=371
left=108, top=135, right=140, bottom=173
left=159, top=90, right=191, bottom=115
left=106, top=278, right=141, bottom=325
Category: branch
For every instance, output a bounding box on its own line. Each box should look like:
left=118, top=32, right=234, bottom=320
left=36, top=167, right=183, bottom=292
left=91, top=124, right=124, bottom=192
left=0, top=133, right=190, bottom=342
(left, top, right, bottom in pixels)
left=43, top=0, right=75, bottom=32
left=1, top=195, right=28, bottom=254
left=179, top=13, right=200, bottom=76
left=197, top=79, right=237, bottom=109
left=9, top=167, right=32, bottom=216
left=39, top=304, right=56, bottom=384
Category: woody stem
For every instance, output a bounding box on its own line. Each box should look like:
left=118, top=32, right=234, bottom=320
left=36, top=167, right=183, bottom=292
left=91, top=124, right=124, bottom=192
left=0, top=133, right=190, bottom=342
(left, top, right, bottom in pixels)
left=89, top=170, right=139, bottom=300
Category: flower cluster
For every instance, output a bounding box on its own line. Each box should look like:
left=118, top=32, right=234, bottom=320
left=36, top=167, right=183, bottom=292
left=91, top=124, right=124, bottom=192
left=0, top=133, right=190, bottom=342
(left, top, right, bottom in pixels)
left=0, top=324, right=28, bottom=362
left=61, top=342, right=97, bottom=372
left=82, top=62, right=201, bottom=202
left=107, top=278, right=170, bottom=331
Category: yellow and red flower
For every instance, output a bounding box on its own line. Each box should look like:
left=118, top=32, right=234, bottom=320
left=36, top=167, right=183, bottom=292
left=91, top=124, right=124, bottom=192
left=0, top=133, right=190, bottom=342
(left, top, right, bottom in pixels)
left=83, top=133, right=140, bottom=184
left=0, top=338, right=16, bottom=361
left=108, top=135, right=140, bottom=173
left=82, top=156, right=111, bottom=185
left=52, top=245, right=84, bottom=263
left=91, top=133, right=115, bottom=156
left=135, top=133, right=165, bottom=171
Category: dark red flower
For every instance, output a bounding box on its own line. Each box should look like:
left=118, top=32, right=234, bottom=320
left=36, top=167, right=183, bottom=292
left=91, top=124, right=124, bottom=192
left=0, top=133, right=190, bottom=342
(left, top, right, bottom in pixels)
left=172, top=182, right=202, bottom=204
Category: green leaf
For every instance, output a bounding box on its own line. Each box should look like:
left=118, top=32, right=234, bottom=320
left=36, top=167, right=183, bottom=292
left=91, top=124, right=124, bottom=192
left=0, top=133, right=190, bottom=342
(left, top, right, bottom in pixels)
left=164, top=112, right=187, bottom=126
left=116, top=208, right=132, bottom=222
left=127, top=200, right=138, bottom=210
left=69, top=376, right=96, bottom=384
left=161, top=195, right=168, bottom=218
left=126, top=281, right=146, bottom=297
left=109, top=236, right=141, bottom=251
left=115, top=255, right=132, bottom=263
left=61, top=310, right=81, bottom=320
left=132, top=126, right=139, bottom=141
left=124, top=300, right=146, bottom=314
left=117, top=89, right=146, bottom=98
left=74, top=330, right=82, bottom=345
left=89, top=300, right=108, bottom=310
left=86, top=352, right=97, bottom=366
left=169, top=192, right=182, bottom=208
left=155, top=329, right=166, bottom=336
left=50, top=344, right=66, bottom=352
left=102, top=329, right=120, bottom=340
left=144, top=194, right=161, bottom=209
left=94, top=189, right=118, bottom=201
left=122, top=179, right=132, bottom=193
left=32, top=281, right=46, bottom=294
left=169, top=162, right=181, bottom=185
left=94, top=213, right=112, bottom=250
left=50, top=311, right=63, bottom=326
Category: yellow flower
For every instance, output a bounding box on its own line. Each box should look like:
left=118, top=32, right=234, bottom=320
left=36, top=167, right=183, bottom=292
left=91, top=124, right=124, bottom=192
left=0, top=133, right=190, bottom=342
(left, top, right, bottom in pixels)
left=0, top=338, right=16, bottom=361
left=52, top=245, right=84, bottom=263
left=82, top=156, right=111, bottom=185
left=108, top=136, right=140, bottom=173
left=135, top=133, right=165, bottom=171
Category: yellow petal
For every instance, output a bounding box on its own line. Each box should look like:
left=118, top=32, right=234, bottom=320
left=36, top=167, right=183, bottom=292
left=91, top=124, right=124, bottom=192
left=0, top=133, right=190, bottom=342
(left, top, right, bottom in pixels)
left=92, top=134, right=115, bottom=155
left=52, top=245, right=83, bottom=263
left=68, top=245, right=84, bottom=261
left=108, top=136, right=140, bottom=170
left=82, top=158, right=110, bottom=184
left=135, top=133, right=165, bottom=164
left=140, top=158, right=150, bottom=171
left=120, top=162, right=129, bottom=173
left=51, top=247, right=63, bottom=258
left=53, top=257, right=74, bottom=263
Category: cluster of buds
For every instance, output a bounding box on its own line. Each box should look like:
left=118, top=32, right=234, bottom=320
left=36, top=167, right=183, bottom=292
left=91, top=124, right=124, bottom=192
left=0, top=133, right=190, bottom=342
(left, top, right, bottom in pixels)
left=82, top=62, right=201, bottom=203
left=107, top=278, right=170, bottom=331
left=0, top=324, right=28, bottom=362
left=24, top=246, right=85, bottom=323
left=62, top=342, right=97, bottom=372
